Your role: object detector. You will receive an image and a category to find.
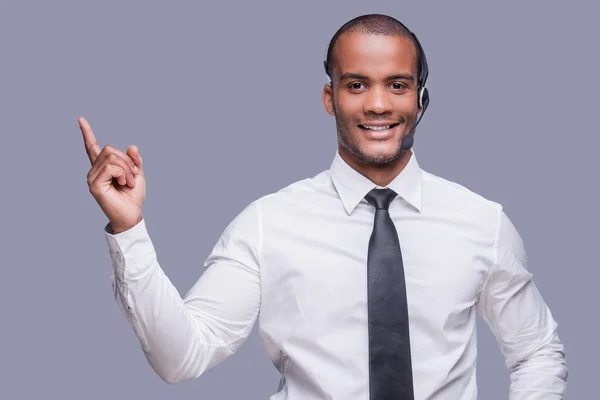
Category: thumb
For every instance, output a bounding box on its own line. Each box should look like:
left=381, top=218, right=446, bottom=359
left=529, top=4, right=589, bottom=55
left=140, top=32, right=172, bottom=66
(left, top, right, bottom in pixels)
left=127, top=145, right=143, bottom=173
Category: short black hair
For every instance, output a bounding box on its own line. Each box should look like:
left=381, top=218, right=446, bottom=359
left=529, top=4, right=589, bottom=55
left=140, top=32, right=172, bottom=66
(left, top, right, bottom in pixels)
left=324, top=14, right=422, bottom=85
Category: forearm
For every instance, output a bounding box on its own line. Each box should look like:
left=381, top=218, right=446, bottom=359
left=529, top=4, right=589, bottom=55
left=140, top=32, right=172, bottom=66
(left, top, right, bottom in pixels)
left=507, top=332, right=568, bottom=399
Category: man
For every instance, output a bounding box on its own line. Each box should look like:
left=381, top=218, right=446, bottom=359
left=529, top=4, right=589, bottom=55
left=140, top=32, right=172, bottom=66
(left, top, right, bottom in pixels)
left=80, top=13, right=567, bottom=400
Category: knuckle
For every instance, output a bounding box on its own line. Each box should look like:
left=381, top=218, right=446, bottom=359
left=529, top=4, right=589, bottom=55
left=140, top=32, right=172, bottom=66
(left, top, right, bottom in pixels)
left=88, top=176, right=98, bottom=190
left=107, top=152, right=118, bottom=162
left=86, top=169, right=95, bottom=186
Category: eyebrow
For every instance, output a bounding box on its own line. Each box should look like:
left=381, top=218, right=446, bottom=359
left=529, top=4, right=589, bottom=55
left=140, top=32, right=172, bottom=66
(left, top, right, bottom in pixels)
left=339, top=73, right=415, bottom=82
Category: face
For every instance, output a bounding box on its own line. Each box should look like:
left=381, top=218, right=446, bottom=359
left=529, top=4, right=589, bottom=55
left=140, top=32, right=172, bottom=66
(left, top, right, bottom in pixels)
left=323, top=32, right=421, bottom=167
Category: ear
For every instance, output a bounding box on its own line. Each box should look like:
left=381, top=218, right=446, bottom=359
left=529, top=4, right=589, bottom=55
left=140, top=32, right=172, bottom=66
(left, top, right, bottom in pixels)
left=322, top=83, right=335, bottom=116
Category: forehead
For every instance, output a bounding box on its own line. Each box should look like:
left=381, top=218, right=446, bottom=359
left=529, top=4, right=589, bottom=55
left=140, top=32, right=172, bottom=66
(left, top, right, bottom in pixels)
left=332, top=31, right=418, bottom=77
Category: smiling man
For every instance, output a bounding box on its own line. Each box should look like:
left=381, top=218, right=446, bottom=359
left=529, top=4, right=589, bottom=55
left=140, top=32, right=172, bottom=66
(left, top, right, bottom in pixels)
left=83, top=13, right=568, bottom=400
left=324, top=29, right=421, bottom=178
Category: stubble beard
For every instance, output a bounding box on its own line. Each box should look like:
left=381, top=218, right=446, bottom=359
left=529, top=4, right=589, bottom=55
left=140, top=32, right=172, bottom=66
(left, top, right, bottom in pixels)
left=333, top=103, right=412, bottom=167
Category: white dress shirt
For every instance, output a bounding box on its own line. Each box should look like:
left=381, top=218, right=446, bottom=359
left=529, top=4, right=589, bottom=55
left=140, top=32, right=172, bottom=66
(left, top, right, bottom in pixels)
left=104, top=151, right=567, bottom=399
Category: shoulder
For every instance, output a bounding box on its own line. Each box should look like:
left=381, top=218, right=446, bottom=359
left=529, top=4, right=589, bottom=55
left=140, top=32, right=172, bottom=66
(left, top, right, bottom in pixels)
left=254, top=169, right=335, bottom=210
left=420, top=168, right=504, bottom=235
left=423, top=169, right=499, bottom=206
left=422, top=169, right=503, bottom=212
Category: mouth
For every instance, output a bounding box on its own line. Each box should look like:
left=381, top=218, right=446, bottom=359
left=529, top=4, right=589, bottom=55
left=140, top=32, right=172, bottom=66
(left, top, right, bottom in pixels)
left=358, top=122, right=402, bottom=139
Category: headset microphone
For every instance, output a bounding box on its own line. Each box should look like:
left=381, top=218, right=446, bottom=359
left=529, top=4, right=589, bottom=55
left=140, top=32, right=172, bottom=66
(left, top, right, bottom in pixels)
left=400, top=132, right=414, bottom=151
left=400, top=28, right=430, bottom=152
left=401, top=83, right=429, bottom=151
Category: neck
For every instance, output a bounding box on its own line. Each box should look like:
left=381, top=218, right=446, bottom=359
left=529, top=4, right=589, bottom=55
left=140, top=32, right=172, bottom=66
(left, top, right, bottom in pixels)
left=338, top=146, right=413, bottom=187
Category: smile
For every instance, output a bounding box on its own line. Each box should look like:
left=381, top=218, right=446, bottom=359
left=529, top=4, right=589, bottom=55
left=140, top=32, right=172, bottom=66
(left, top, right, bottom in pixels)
left=358, top=123, right=402, bottom=140
left=359, top=123, right=400, bottom=131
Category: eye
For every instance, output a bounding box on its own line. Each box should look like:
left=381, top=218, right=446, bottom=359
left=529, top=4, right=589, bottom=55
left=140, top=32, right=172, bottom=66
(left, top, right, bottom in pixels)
left=390, top=82, right=408, bottom=90
left=348, top=82, right=366, bottom=90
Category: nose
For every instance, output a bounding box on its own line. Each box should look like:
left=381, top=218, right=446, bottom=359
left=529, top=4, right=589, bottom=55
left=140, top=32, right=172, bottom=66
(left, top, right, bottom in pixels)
left=363, top=85, right=393, bottom=114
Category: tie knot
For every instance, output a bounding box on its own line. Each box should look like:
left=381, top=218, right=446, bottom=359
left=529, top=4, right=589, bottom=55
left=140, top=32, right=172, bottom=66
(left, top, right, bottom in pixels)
left=365, top=188, right=397, bottom=210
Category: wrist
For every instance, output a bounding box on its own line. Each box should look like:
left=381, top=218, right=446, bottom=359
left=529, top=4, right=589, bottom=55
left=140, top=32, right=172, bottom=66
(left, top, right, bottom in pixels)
left=110, top=215, right=142, bottom=234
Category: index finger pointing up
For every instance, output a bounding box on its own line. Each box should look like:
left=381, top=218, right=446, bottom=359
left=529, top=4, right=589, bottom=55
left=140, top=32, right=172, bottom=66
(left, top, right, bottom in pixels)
left=79, top=117, right=101, bottom=164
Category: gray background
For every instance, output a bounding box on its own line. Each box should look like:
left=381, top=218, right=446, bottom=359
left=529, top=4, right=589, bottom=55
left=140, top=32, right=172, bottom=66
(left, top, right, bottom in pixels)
left=0, top=0, right=597, bottom=398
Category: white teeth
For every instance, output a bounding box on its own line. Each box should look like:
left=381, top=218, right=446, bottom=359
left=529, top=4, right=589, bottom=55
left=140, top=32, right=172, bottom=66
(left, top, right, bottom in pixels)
left=364, top=125, right=391, bottom=131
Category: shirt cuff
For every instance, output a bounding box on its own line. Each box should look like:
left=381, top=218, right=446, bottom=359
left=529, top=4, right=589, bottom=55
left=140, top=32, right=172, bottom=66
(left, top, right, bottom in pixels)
left=104, top=218, right=157, bottom=279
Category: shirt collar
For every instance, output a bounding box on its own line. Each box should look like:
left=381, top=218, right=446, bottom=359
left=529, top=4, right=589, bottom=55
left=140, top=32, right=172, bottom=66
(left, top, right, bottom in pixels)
left=330, top=150, right=423, bottom=215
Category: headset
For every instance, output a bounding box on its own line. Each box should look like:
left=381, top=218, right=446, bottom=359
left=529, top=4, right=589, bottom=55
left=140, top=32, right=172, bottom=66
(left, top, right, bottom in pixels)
left=323, top=21, right=430, bottom=151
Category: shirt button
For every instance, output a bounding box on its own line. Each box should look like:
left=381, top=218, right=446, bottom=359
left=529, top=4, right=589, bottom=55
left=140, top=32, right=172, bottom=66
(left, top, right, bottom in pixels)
left=116, top=251, right=123, bottom=262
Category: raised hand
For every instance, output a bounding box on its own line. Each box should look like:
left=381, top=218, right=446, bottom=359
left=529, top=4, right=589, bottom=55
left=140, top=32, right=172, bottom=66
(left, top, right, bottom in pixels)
left=80, top=117, right=146, bottom=234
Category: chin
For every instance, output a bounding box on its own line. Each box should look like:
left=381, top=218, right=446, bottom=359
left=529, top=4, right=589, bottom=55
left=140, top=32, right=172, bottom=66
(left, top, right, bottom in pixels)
left=363, top=150, right=403, bottom=166
left=338, top=126, right=407, bottom=166
left=347, top=141, right=403, bottom=166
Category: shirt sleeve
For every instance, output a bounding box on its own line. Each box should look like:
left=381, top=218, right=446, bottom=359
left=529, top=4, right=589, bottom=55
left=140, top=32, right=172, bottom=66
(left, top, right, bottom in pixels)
left=476, top=209, right=568, bottom=399
left=104, top=201, right=262, bottom=384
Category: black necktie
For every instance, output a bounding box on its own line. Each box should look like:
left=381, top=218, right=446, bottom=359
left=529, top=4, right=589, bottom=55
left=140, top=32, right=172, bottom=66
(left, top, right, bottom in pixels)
left=365, top=188, right=414, bottom=400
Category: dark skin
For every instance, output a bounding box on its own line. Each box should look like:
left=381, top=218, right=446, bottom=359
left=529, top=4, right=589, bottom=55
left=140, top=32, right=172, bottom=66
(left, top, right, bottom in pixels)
left=322, top=31, right=422, bottom=187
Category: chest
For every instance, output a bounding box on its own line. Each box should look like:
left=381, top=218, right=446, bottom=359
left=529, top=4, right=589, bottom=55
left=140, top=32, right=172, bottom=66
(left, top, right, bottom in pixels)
left=258, top=207, right=491, bottom=335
